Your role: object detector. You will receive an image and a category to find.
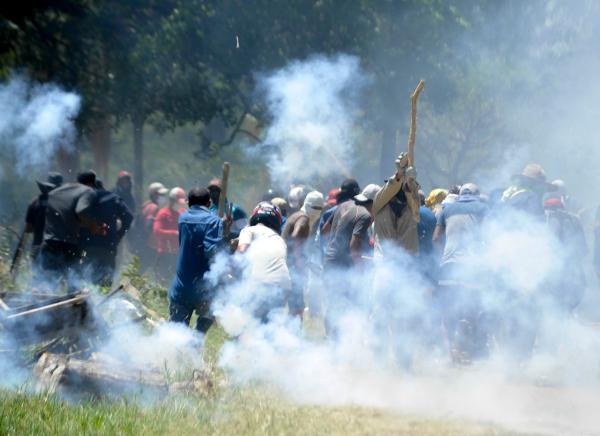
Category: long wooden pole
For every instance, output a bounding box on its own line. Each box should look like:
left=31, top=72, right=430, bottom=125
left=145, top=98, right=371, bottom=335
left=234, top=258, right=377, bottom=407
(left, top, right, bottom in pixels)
left=407, top=80, right=425, bottom=167
left=217, top=162, right=230, bottom=218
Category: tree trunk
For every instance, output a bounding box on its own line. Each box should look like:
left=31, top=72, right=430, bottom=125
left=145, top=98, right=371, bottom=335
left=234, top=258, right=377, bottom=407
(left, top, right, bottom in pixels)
left=132, top=117, right=145, bottom=208
left=89, top=117, right=111, bottom=182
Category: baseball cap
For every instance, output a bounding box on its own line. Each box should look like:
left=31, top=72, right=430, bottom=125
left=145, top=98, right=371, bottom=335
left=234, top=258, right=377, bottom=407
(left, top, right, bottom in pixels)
left=354, top=184, right=381, bottom=203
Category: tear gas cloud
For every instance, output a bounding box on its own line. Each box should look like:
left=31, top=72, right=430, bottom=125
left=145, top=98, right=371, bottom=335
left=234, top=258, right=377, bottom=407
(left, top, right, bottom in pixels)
left=212, top=204, right=600, bottom=435
left=0, top=76, right=80, bottom=176
left=256, top=54, right=367, bottom=187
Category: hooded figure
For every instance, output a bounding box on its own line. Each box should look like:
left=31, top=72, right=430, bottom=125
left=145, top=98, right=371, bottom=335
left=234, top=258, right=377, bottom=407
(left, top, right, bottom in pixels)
left=114, top=170, right=135, bottom=213
left=282, top=191, right=324, bottom=319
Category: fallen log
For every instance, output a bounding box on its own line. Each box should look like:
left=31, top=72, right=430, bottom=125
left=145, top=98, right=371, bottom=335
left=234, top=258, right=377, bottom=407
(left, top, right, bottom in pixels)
left=34, top=352, right=213, bottom=398
left=34, top=352, right=168, bottom=398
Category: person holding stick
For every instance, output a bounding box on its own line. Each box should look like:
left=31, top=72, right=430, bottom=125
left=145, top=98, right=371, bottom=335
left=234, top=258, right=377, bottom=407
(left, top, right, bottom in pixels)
left=208, top=167, right=248, bottom=238
left=168, top=187, right=229, bottom=333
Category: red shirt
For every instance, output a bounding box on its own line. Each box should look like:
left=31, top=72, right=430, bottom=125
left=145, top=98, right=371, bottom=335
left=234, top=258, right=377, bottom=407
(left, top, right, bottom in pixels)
left=153, top=207, right=180, bottom=254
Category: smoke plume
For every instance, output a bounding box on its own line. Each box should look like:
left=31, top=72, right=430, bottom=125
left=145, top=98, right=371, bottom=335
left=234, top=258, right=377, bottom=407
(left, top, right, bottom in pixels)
left=257, top=54, right=367, bottom=187
left=0, top=76, right=80, bottom=176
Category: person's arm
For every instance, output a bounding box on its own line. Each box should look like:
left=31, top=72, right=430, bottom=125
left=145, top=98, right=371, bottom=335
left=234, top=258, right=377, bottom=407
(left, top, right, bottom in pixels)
left=432, top=224, right=444, bottom=243
left=116, top=199, right=134, bottom=240
left=432, top=208, right=446, bottom=245
left=24, top=201, right=35, bottom=233
left=236, top=227, right=252, bottom=253
left=350, top=212, right=372, bottom=264
left=372, top=175, right=401, bottom=216
left=291, top=216, right=310, bottom=239
left=204, top=218, right=225, bottom=256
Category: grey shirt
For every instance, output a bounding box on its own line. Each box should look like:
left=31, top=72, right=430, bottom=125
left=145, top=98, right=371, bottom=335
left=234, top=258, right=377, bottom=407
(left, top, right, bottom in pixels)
left=324, top=200, right=372, bottom=267
left=44, top=183, right=96, bottom=245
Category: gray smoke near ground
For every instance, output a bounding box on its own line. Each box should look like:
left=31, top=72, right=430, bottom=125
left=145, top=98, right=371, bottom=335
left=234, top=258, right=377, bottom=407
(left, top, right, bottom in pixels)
left=0, top=75, right=80, bottom=177
left=255, top=54, right=367, bottom=188
left=209, top=201, right=600, bottom=435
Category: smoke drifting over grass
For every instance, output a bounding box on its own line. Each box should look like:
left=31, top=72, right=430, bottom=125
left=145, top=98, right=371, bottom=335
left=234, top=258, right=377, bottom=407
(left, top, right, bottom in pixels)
left=0, top=76, right=80, bottom=176
left=257, top=54, right=367, bottom=187
left=210, top=199, right=600, bottom=434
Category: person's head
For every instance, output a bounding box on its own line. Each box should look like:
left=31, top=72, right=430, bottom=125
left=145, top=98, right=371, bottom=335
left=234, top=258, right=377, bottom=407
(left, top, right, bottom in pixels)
left=448, top=185, right=461, bottom=195
left=116, top=170, right=133, bottom=191
left=458, top=183, right=481, bottom=201
left=169, top=187, right=186, bottom=209
left=337, top=178, right=360, bottom=204
left=187, top=187, right=211, bottom=208
left=354, top=183, right=381, bottom=212
left=513, top=163, right=555, bottom=194
left=425, top=188, right=448, bottom=209
left=552, top=179, right=566, bottom=196
left=326, top=188, right=341, bottom=206
left=77, top=170, right=96, bottom=188
left=36, top=171, right=63, bottom=194
left=249, top=201, right=282, bottom=233
left=270, top=197, right=288, bottom=217
left=207, top=179, right=222, bottom=205
left=95, top=179, right=104, bottom=190
left=288, top=185, right=307, bottom=210
left=148, top=182, right=168, bottom=204
left=301, top=191, right=325, bottom=223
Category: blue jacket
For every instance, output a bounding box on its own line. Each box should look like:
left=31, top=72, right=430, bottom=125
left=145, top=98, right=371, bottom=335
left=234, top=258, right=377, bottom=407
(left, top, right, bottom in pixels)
left=169, top=205, right=223, bottom=306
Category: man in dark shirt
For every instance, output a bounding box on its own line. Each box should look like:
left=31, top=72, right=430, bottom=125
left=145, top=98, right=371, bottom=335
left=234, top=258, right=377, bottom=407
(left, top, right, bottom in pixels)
left=39, top=171, right=102, bottom=285
left=25, top=172, right=63, bottom=259
left=80, top=179, right=133, bottom=286
left=169, top=187, right=225, bottom=333
left=114, top=170, right=136, bottom=215
left=323, top=179, right=372, bottom=268
left=322, top=179, right=372, bottom=337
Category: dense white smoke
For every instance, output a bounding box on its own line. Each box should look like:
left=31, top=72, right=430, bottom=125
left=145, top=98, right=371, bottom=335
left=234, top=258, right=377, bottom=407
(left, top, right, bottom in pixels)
left=0, top=76, right=80, bottom=175
left=210, top=201, right=600, bottom=434
left=257, top=54, right=367, bottom=186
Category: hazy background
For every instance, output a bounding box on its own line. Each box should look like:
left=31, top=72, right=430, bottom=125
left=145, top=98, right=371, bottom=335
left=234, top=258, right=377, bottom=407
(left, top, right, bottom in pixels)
left=1, top=0, right=599, bottom=221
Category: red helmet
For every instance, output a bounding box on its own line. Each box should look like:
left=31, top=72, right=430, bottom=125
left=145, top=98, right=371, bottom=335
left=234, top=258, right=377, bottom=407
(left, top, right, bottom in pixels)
left=250, top=201, right=282, bottom=233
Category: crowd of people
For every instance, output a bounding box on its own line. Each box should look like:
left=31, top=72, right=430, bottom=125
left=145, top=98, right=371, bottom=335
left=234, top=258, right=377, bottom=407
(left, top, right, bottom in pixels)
left=19, top=154, right=596, bottom=364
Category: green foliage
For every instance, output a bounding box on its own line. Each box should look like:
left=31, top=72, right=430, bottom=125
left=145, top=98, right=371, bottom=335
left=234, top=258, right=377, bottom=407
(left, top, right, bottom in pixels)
left=120, top=256, right=168, bottom=318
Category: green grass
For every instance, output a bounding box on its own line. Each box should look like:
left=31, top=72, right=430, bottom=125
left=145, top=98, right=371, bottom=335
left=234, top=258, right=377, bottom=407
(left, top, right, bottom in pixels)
left=0, top=387, right=515, bottom=436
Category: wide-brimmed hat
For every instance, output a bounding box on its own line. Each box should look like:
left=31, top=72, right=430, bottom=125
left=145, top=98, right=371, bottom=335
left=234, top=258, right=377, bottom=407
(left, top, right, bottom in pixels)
left=512, top=163, right=555, bottom=189
left=36, top=171, right=63, bottom=193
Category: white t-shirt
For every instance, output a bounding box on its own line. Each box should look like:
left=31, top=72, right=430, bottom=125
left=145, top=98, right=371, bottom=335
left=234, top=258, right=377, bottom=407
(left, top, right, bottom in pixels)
left=238, top=224, right=291, bottom=290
